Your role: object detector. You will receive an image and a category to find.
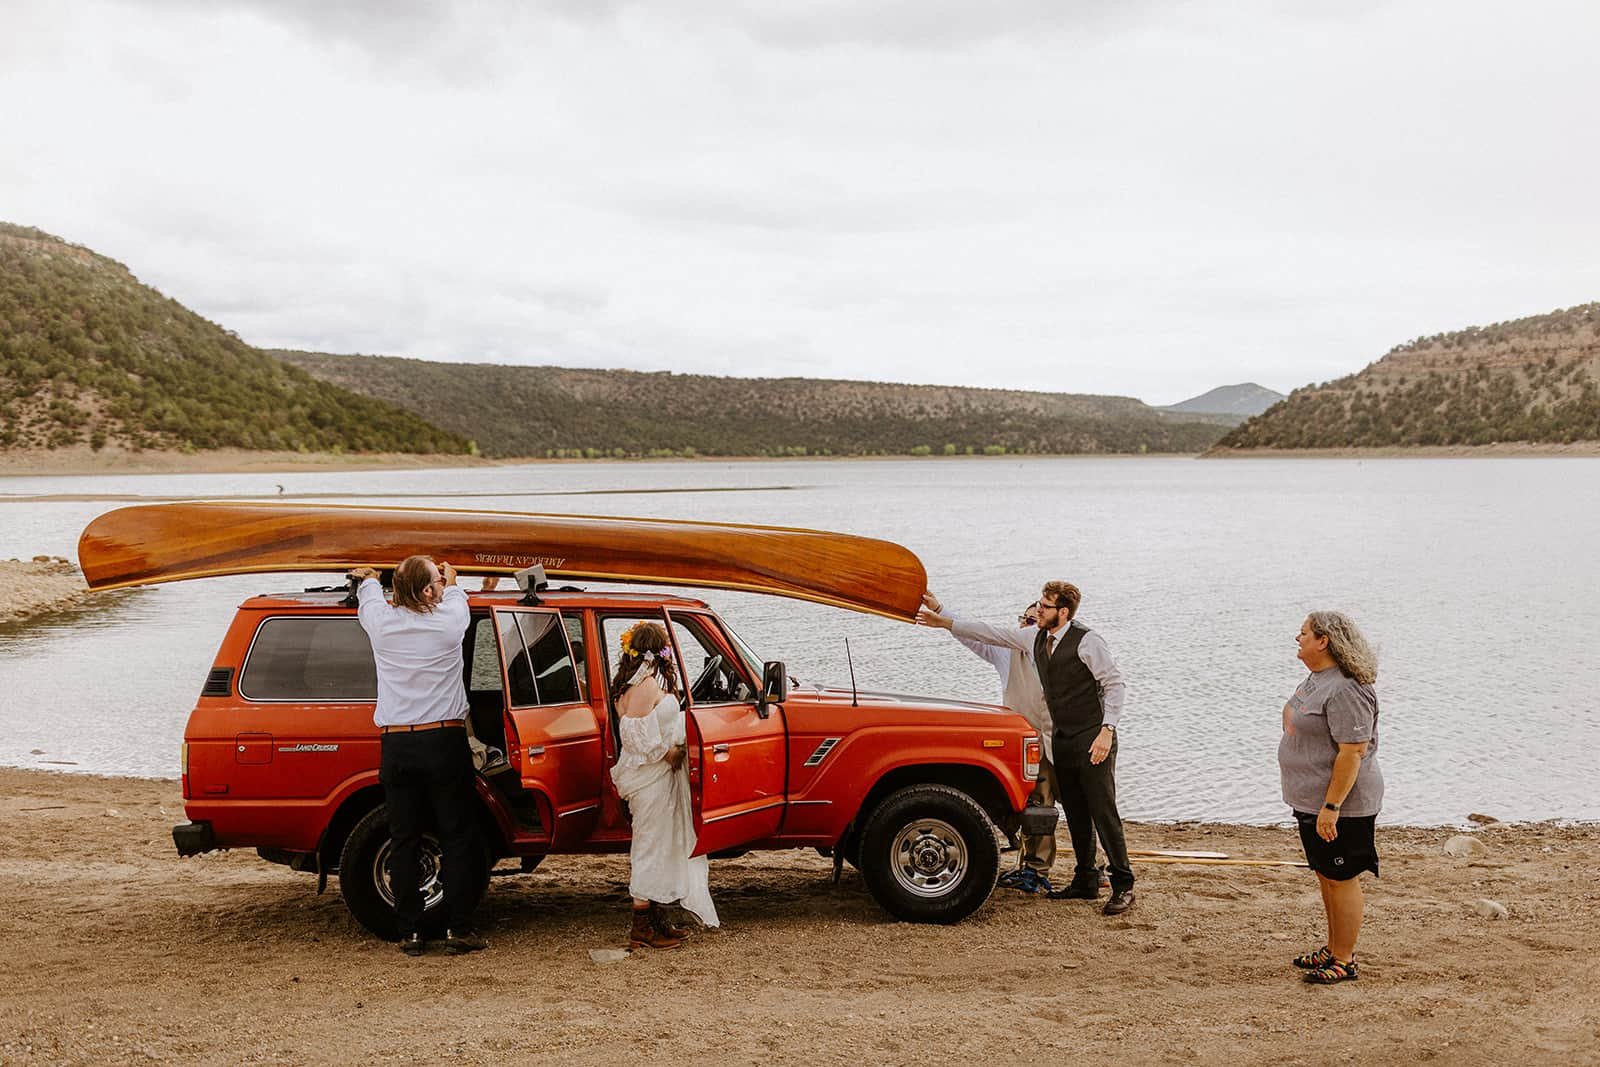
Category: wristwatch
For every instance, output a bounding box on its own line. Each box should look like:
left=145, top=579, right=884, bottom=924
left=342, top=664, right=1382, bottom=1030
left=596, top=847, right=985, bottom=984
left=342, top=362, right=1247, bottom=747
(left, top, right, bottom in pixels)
left=1323, top=801, right=1340, bottom=812
left=1101, top=724, right=1116, bottom=734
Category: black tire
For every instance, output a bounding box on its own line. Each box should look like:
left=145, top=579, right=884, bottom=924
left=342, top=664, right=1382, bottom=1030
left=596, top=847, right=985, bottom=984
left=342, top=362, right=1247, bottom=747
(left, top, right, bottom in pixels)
left=338, top=805, right=490, bottom=940
left=858, top=784, right=1001, bottom=924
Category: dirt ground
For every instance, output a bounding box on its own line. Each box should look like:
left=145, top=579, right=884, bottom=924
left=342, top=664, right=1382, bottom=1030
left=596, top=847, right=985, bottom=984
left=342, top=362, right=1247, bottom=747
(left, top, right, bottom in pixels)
left=0, top=559, right=90, bottom=624
left=1, top=769, right=1596, bottom=1065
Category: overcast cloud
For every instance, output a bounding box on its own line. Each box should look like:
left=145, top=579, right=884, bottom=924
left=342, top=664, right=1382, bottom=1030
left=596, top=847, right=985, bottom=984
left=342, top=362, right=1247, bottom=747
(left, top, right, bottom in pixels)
left=5, top=0, right=1598, bottom=402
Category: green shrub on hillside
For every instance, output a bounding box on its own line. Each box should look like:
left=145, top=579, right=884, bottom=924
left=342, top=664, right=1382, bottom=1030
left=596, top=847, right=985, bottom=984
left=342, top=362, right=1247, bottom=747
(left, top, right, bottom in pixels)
left=0, top=227, right=469, bottom=455
left=276, top=351, right=1229, bottom=458
left=1217, top=303, right=1600, bottom=449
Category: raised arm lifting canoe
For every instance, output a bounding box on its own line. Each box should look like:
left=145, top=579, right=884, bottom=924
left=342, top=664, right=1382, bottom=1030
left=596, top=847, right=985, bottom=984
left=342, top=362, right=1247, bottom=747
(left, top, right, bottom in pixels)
left=76, top=501, right=929, bottom=621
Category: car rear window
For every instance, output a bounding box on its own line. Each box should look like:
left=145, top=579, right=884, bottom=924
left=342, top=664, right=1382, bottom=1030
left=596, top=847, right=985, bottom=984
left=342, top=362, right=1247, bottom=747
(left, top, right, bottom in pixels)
left=239, top=617, right=378, bottom=702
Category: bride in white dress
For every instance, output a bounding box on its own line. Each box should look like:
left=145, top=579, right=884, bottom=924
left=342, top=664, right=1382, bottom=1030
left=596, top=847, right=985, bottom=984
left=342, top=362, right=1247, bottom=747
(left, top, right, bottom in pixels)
left=609, top=621, right=719, bottom=948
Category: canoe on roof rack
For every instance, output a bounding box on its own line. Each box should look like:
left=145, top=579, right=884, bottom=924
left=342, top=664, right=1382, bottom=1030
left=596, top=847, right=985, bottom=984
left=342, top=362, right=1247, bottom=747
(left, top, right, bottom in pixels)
left=76, top=501, right=929, bottom=621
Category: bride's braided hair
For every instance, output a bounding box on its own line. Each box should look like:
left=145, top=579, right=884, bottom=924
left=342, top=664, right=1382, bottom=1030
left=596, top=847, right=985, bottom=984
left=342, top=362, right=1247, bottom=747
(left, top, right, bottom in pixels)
left=609, top=621, right=681, bottom=700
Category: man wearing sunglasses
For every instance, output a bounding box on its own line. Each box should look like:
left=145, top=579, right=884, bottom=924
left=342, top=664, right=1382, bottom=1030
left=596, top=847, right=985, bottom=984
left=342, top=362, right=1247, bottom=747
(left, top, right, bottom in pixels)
left=920, top=592, right=1058, bottom=894
left=918, top=581, right=1135, bottom=915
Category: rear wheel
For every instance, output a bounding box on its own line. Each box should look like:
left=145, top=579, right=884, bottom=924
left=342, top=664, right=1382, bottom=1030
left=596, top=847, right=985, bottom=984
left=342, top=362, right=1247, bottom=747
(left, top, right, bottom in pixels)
left=858, top=784, right=1001, bottom=924
left=338, top=805, right=490, bottom=940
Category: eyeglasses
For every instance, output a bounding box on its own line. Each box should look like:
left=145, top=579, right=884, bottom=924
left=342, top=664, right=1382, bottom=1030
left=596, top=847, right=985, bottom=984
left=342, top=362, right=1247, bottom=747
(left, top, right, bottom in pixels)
left=1035, top=600, right=1061, bottom=611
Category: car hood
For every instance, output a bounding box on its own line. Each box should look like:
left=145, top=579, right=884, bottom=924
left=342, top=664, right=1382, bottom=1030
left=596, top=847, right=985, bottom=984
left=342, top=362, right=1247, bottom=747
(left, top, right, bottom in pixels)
left=794, top=683, right=1014, bottom=716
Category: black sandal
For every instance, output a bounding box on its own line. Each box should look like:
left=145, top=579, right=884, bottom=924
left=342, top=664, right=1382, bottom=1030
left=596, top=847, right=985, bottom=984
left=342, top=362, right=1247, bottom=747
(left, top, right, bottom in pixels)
left=1292, top=945, right=1333, bottom=969
left=1302, top=958, right=1358, bottom=984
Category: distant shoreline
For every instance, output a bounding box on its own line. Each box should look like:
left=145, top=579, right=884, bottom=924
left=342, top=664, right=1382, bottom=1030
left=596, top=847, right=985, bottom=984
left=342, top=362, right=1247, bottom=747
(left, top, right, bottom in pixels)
left=0, top=447, right=1197, bottom=478
left=4, top=440, right=1599, bottom=478
left=1205, top=441, right=1600, bottom=459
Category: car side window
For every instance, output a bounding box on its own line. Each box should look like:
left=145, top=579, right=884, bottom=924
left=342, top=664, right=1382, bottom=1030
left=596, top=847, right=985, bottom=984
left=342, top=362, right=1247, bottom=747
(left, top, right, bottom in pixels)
left=239, top=617, right=377, bottom=701
left=669, top=614, right=755, bottom=706
left=561, top=612, right=587, bottom=698
left=598, top=614, right=677, bottom=698
left=497, top=610, right=582, bottom=708
left=468, top=616, right=501, bottom=692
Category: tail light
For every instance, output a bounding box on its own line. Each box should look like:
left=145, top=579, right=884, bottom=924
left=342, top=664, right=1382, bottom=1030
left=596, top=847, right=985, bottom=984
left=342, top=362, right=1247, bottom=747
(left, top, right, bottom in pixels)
left=1023, top=738, right=1042, bottom=781
left=180, top=742, right=190, bottom=799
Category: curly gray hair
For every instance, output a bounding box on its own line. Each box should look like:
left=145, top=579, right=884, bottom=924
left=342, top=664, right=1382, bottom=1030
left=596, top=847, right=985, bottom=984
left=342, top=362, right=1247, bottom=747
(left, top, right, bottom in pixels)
left=1306, top=611, right=1378, bottom=685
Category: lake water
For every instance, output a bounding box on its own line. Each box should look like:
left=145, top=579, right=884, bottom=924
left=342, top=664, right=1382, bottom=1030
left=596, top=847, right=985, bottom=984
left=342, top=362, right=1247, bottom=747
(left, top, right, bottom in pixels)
left=3, top=456, right=1597, bottom=827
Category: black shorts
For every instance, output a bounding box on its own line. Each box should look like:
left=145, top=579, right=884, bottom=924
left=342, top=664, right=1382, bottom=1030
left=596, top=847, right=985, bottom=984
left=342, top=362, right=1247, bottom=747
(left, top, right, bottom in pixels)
left=1294, top=810, right=1379, bottom=881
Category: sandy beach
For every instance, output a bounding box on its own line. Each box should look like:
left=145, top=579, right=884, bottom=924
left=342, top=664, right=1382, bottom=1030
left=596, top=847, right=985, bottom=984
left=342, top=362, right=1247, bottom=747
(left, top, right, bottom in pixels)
left=5, top=442, right=1599, bottom=480
left=0, top=446, right=505, bottom=478
left=1204, top=442, right=1600, bottom=459
left=1, top=767, right=1595, bottom=1065
left=0, top=558, right=91, bottom=625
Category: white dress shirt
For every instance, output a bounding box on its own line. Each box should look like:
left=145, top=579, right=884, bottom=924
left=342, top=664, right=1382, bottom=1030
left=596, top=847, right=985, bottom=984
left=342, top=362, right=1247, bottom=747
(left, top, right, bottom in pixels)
left=951, top=614, right=1126, bottom=729
left=356, top=579, right=471, bottom=728
left=946, top=606, right=1053, bottom=757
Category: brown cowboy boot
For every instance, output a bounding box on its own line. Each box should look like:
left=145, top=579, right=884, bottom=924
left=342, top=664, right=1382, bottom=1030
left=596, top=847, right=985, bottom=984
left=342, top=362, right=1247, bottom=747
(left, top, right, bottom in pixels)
left=649, top=902, right=691, bottom=941
left=628, top=905, right=684, bottom=950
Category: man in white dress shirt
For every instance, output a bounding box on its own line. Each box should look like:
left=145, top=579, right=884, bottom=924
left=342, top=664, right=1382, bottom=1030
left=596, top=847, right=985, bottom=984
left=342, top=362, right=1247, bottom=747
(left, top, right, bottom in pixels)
left=351, top=556, right=487, bottom=956
left=921, top=591, right=1059, bottom=894
left=919, top=580, right=1135, bottom=915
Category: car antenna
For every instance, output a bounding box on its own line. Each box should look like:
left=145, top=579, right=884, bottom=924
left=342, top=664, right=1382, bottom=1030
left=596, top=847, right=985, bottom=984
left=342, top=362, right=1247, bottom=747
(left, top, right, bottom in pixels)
left=845, top=637, right=859, bottom=708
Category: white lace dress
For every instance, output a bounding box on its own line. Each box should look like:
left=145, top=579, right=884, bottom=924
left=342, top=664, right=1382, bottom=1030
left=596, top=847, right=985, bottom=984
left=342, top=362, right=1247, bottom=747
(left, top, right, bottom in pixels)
left=609, top=691, right=719, bottom=927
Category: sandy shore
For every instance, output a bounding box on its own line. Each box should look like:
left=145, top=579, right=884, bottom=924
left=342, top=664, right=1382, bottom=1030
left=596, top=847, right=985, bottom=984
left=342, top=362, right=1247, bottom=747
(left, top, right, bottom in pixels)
left=1206, top=442, right=1600, bottom=459
left=6, top=442, right=1597, bottom=478
left=0, top=446, right=506, bottom=478
left=1, top=768, right=1595, bottom=1065
left=0, top=558, right=91, bottom=625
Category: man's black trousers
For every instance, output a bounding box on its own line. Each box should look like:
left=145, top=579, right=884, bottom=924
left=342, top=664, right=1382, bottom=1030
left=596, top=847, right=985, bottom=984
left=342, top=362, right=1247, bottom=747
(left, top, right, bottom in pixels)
left=379, top=726, right=481, bottom=937
left=1051, top=731, right=1135, bottom=894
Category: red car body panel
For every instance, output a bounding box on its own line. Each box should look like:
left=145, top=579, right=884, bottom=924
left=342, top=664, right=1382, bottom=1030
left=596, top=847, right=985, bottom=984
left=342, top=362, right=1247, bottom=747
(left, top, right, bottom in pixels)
left=181, top=588, right=1036, bottom=865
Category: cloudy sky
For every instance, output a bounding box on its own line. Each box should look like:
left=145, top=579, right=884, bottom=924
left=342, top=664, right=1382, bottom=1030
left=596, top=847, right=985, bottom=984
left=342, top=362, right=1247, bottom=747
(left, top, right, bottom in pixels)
left=5, top=1, right=1598, bottom=403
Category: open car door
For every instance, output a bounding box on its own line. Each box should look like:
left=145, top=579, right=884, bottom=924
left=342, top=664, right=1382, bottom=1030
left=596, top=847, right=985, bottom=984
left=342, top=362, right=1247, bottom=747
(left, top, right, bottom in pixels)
left=491, top=606, right=603, bottom=847
left=669, top=612, right=787, bottom=856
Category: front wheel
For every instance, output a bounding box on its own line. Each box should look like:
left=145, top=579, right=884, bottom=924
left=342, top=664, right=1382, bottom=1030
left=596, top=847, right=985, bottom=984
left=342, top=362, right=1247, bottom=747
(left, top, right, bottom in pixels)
left=857, top=784, right=1001, bottom=924
left=338, top=805, right=490, bottom=940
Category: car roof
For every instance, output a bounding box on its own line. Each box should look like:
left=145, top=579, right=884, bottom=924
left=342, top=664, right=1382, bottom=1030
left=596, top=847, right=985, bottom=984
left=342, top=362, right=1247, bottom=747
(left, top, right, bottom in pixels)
left=240, top=587, right=713, bottom=611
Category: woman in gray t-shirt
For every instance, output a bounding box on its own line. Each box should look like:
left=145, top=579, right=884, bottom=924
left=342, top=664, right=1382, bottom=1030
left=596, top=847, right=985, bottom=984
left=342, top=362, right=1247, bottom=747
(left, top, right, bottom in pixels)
left=1276, top=610, right=1381, bottom=985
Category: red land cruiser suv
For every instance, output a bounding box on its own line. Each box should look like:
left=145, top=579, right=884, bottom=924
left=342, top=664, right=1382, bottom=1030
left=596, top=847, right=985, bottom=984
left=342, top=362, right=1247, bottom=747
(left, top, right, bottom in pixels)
left=174, top=583, right=1041, bottom=933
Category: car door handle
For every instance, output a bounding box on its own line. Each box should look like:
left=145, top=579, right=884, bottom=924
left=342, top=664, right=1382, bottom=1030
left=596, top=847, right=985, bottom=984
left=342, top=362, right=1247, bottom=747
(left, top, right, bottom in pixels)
left=712, top=743, right=731, bottom=759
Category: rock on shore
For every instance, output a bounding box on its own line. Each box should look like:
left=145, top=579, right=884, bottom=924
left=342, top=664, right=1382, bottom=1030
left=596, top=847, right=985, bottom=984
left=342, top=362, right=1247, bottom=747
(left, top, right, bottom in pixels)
left=0, top=557, right=90, bottom=624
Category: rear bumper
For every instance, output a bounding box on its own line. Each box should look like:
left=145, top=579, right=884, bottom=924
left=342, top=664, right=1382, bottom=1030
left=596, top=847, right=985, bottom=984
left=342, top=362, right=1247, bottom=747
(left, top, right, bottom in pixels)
left=173, top=820, right=218, bottom=856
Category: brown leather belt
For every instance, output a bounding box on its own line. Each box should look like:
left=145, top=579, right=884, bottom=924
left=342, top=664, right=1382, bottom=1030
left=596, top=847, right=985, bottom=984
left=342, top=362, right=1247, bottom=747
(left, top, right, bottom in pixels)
left=380, top=719, right=467, bottom=734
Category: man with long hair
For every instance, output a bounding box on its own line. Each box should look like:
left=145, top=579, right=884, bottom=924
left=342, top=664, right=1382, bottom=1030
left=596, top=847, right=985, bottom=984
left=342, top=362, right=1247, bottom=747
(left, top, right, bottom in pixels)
left=351, top=555, right=486, bottom=956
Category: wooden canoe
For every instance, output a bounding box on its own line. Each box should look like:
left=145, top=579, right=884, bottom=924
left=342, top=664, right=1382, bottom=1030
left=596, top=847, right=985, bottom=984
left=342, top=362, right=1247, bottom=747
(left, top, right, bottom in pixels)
left=77, top=501, right=929, bottom=621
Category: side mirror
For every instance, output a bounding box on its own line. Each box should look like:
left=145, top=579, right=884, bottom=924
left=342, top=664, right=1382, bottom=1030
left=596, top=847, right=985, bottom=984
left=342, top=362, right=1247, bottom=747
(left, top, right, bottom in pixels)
left=757, top=660, right=788, bottom=717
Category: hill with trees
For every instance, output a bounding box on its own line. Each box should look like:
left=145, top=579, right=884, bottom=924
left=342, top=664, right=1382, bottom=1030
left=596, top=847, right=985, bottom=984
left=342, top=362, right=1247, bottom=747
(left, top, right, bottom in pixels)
left=274, top=350, right=1229, bottom=458
left=0, top=224, right=469, bottom=455
left=1212, top=304, right=1600, bottom=451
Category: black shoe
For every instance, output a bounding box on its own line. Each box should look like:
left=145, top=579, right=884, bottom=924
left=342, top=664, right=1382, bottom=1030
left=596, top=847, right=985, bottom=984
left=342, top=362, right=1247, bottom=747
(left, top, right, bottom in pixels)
left=398, top=933, right=425, bottom=956
left=1046, top=877, right=1101, bottom=900
left=444, top=929, right=487, bottom=955
left=1102, top=890, right=1136, bottom=916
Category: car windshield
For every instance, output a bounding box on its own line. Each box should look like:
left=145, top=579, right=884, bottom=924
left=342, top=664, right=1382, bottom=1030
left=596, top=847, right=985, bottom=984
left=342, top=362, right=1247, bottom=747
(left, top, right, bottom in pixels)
left=718, top=617, right=765, bottom=680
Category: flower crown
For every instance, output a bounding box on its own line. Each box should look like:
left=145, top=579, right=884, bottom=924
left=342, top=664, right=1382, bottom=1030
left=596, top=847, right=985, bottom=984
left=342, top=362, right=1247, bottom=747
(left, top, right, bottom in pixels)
left=618, top=623, right=661, bottom=663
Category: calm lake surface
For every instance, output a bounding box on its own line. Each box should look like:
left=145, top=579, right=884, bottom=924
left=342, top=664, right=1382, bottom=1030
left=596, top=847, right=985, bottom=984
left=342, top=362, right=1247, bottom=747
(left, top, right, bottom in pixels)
left=3, top=456, right=1597, bottom=826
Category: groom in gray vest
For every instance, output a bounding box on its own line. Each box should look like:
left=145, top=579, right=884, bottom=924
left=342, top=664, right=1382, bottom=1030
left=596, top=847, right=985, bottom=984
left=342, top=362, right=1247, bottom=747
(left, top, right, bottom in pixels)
left=919, top=580, right=1135, bottom=915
